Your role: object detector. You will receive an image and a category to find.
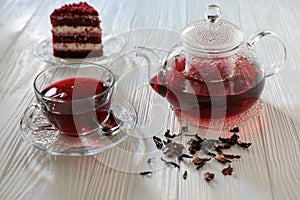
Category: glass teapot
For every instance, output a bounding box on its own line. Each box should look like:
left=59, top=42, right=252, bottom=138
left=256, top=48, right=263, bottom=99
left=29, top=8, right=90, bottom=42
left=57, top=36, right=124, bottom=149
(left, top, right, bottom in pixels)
left=147, top=5, right=286, bottom=126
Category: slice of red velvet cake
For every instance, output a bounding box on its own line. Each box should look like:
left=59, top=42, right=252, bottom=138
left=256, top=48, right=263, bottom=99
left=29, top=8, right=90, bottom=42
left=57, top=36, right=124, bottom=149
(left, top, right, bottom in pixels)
left=50, top=2, right=103, bottom=58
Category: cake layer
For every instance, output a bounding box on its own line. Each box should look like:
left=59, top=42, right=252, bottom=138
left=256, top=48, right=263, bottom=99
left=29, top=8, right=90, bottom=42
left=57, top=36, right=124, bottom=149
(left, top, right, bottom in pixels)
left=53, top=43, right=103, bottom=51
left=51, top=2, right=99, bottom=16
left=52, top=35, right=101, bottom=43
left=52, top=26, right=101, bottom=35
left=50, top=2, right=102, bottom=59
left=51, top=16, right=99, bottom=26
left=53, top=49, right=103, bottom=58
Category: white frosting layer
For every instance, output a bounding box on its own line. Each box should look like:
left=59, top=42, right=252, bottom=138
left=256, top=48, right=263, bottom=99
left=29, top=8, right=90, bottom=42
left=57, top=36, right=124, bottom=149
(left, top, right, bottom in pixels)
left=52, top=26, right=101, bottom=35
left=53, top=43, right=103, bottom=51
left=52, top=15, right=98, bottom=20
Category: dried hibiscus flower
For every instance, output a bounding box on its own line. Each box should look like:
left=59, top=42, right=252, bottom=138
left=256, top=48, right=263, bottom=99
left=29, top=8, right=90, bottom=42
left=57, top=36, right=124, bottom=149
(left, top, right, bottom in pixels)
left=161, top=157, right=180, bottom=168
left=223, top=154, right=241, bottom=159
left=153, top=136, right=163, bottom=149
left=163, top=139, right=172, bottom=145
left=215, top=156, right=232, bottom=164
left=140, top=171, right=152, bottom=176
left=189, top=139, right=202, bottom=150
left=215, top=144, right=231, bottom=154
left=163, top=141, right=185, bottom=157
left=178, top=154, right=193, bottom=162
left=164, top=129, right=177, bottom=138
left=193, top=157, right=211, bottom=170
left=222, top=165, right=233, bottom=175
left=218, top=136, right=234, bottom=145
left=192, top=157, right=211, bottom=165
left=230, top=133, right=240, bottom=144
left=218, top=133, right=240, bottom=145
left=238, top=141, right=252, bottom=148
left=230, top=127, right=240, bottom=133
left=195, top=134, right=204, bottom=142
left=150, top=127, right=253, bottom=180
left=196, top=162, right=206, bottom=170
left=188, top=147, right=197, bottom=155
left=204, top=172, right=214, bottom=181
left=183, top=171, right=187, bottom=180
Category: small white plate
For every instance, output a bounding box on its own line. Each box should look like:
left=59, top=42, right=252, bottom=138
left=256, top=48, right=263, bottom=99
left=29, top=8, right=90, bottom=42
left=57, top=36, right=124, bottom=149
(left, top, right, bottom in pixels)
left=34, top=34, right=125, bottom=65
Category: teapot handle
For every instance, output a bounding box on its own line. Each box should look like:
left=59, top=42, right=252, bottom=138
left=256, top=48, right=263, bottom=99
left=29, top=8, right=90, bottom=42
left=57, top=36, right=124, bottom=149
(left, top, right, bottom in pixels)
left=134, top=46, right=161, bottom=78
left=246, top=30, right=287, bottom=77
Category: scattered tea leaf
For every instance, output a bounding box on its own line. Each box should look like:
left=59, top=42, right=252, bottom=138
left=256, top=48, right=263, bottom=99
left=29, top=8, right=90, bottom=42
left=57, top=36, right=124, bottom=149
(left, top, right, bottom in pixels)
left=140, top=171, right=152, bottom=176
left=222, top=165, right=233, bottom=175
left=196, top=160, right=211, bottom=170
left=215, top=147, right=223, bottom=155
left=218, top=136, right=234, bottom=145
left=195, top=134, right=204, bottom=142
left=178, top=154, right=193, bottom=162
left=164, top=129, right=177, bottom=138
left=153, top=136, right=163, bottom=149
left=204, top=172, right=214, bottom=181
left=163, top=139, right=172, bottom=145
left=216, top=156, right=232, bottom=164
left=163, top=142, right=185, bottom=157
left=183, top=171, right=187, bottom=180
left=184, top=134, right=198, bottom=137
left=230, top=133, right=240, bottom=144
left=190, top=139, right=202, bottom=149
left=192, top=157, right=211, bottom=170
left=230, top=127, right=240, bottom=133
left=192, top=157, right=201, bottom=165
left=223, top=144, right=232, bottom=149
left=223, top=154, right=241, bottom=159
left=161, top=157, right=180, bottom=168
left=192, top=157, right=211, bottom=165
left=150, top=128, right=252, bottom=180
left=196, top=162, right=206, bottom=170
left=219, top=133, right=240, bottom=145
left=188, top=147, right=197, bottom=155
left=214, top=144, right=231, bottom=154
left=238, top=141, right=252, bottom=148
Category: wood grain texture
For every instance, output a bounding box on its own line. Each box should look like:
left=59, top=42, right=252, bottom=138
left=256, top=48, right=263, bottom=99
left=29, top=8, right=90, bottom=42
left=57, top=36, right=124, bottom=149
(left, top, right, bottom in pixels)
left=0, top=0, right=300, bottom=199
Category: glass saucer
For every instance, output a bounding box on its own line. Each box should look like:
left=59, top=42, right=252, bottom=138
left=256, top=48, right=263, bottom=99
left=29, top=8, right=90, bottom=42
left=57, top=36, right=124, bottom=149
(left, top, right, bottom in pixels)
left=34, top=34, right=125, bottom=65
left=20, top=99, right=137, bottom=156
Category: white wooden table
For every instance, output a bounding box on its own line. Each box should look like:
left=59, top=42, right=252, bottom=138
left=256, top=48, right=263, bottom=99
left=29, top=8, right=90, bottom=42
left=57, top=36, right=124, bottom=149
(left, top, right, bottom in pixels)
left=1, top=0, right=300, bottom=199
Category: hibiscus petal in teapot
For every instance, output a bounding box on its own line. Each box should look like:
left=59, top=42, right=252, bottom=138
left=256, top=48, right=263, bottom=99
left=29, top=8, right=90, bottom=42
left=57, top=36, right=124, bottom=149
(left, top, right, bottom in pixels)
left=149, top=5, right=287, bottom=127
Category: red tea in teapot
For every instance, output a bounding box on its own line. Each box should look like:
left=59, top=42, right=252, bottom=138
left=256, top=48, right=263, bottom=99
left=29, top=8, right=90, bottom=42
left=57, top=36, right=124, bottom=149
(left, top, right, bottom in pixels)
left=150, top=56, right=265, bottom=120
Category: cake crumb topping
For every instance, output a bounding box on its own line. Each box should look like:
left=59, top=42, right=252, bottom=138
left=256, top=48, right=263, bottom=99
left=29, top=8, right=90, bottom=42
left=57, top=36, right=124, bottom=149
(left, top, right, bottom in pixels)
left=51, top=2, right=99, bottom=16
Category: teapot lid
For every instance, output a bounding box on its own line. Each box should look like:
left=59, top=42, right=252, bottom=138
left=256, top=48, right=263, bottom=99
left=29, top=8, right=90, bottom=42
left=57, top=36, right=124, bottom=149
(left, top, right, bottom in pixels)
left=181, top=5, right=244, bottom=53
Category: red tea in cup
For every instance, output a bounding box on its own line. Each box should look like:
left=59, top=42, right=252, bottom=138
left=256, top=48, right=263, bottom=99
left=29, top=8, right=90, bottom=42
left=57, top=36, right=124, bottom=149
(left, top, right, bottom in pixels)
left=41, top=77, right=111, bottom=136
left=34, top=63, right=115, bottom=136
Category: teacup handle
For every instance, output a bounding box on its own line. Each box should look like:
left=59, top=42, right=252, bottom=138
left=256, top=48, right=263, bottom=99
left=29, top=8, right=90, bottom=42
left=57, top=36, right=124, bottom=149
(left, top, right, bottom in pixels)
left=22, top=103, right=56, bottom=132
left=246, top=30, right=287, bottom=77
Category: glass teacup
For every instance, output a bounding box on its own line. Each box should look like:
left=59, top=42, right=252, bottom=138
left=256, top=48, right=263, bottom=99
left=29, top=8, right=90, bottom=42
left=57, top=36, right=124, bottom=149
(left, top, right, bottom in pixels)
left=31, top=63, right=116, bottom=137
